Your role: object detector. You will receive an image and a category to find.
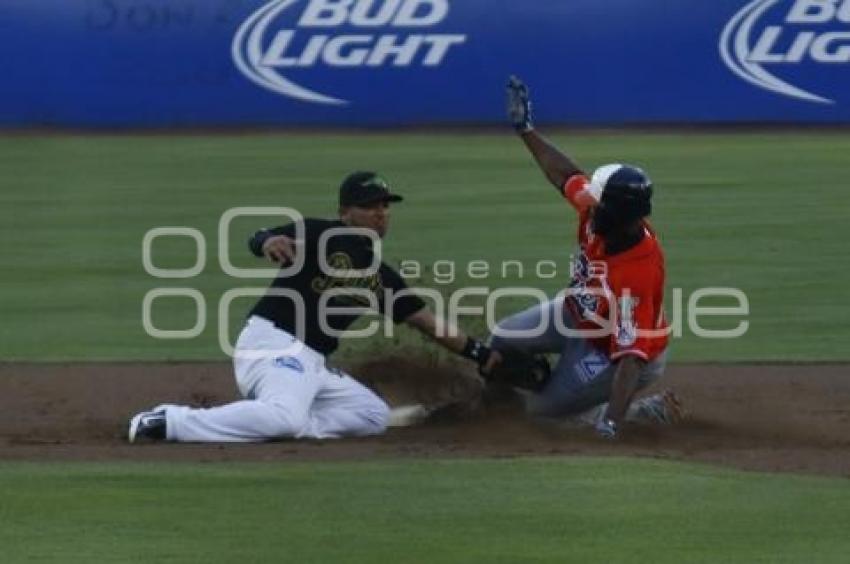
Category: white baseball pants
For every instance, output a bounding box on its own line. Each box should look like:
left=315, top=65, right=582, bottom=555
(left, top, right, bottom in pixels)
left=163, top=316, right=390, bottom=442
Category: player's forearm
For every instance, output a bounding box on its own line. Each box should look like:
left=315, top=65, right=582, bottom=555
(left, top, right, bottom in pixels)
left=405, top=308, right=467, bottom=353
left=428, top=332, right=468, bottom=355
left=248, top=225, right=291, bottom=257
left=410, top=315, right=497, bottom=373
left=519, top=130, right=583, bottom=191
left=425, top=323, right=497, bottom=374
left=604, top=356, right=644, bottom=425
left=404, top=308, right=501, bottom=373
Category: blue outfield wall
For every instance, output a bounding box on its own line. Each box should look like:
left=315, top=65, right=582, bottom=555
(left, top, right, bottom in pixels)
left=3, top=0, right=850, bottom=126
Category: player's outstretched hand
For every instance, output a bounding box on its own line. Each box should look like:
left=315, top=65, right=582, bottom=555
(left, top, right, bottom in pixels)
left=506, top=75, right=533, bottom=133
left=262, top=235, right=296, bottom=264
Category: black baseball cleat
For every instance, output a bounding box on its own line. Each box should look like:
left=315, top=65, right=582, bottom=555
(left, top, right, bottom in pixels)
left=128, top=408, right=167, bottom=443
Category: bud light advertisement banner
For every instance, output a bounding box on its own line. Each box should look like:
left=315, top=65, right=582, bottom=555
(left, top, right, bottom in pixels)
left=3, top=0, right=850, bottom=126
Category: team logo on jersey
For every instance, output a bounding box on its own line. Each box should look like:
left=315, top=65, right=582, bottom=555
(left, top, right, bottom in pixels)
left=232, top=0, right=467, bottom=105
left=570, top=252, right=607, bottom=282
left=720, top=0, right=850, bottom=104
left=573, top=283, right=600, bottom=317
left=273, top=355, right=305, bottom=373
left=616, top=296, right=639, bottom=347
left=616, top=324, right=637, bottom=348
left=311, top=251, right=383, bottom=305
left=568, top=252, right=609, bottom=319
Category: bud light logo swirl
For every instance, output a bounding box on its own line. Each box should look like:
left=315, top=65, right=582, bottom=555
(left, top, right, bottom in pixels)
left=720, top=0, right=850, bottom=104
left=232, top=0, right=466, bottom=105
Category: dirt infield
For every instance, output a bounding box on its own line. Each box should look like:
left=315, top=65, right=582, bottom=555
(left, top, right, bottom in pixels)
left=1, top=360, right=847, bottom=477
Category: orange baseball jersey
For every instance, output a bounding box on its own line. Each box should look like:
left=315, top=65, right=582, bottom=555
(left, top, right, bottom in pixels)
left=561, top=174, right=669, bottom=362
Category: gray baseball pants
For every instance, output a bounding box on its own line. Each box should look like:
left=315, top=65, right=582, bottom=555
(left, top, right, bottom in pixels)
left=489, top=298, right=667, bottom=418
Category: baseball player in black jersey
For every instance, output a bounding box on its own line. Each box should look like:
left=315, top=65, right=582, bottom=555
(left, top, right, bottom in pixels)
left=129, top=172, right=500, bottom=443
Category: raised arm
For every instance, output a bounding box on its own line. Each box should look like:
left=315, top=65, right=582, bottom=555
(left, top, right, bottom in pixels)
left=506, top=76, right=584, bottom=191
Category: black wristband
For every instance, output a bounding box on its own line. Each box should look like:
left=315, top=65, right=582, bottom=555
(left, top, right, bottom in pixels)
left=249, top=229, right=273, bottom=257
left=461, top=337, right=492, bottom=368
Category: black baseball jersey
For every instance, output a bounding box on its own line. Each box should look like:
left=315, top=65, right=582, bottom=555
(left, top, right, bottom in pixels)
left=248, top=218, right=425, bottom=355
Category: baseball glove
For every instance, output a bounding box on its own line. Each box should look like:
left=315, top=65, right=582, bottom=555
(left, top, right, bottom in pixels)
left=485, top=347, right=551, bottom=392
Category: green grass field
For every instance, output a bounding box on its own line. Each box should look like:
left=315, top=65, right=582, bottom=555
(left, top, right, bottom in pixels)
left=1, top=457, right=848, bottom=564
left=0, top=132, right=847, bottom=361
left=1, top=132, right=847, bottom=563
